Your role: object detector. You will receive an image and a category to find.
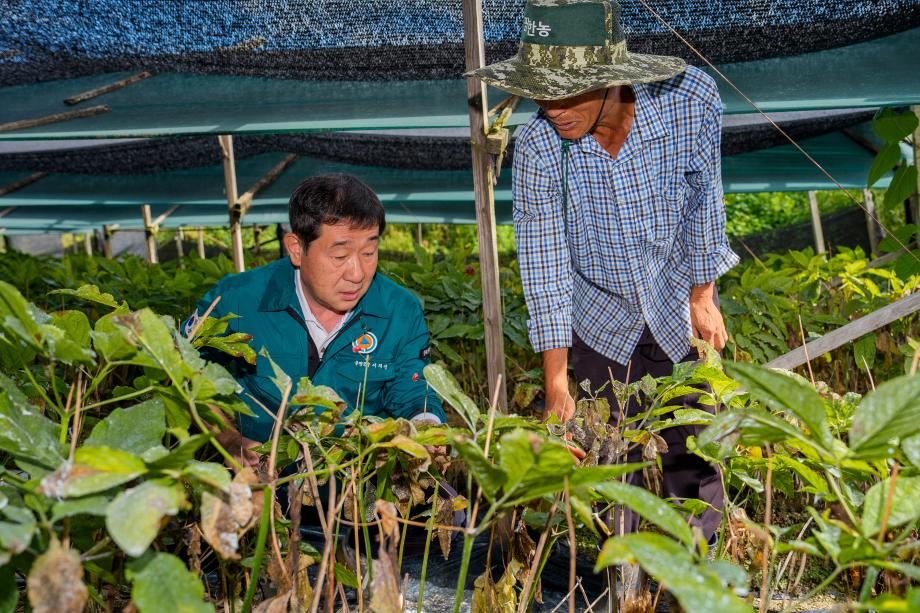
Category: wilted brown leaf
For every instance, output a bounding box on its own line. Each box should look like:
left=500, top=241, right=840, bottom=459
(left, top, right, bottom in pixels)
left=435, top=496, right=455, bottom=560
left=471, top=563, right=517, bottom=613
left=253, top=590, right=293, bottom=613
left=369, top=499, right=403, bottom=613
left=200, top=468, right=258, bottom=559
left=27, top=540, right=88, bottom=613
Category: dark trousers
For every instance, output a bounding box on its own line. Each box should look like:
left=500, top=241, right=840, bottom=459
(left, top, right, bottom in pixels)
left=571, top=327, right=723, bottom=540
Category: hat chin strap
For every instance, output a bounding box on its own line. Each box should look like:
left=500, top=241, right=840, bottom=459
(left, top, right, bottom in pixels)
left=587, top=87, right=610, bottom=135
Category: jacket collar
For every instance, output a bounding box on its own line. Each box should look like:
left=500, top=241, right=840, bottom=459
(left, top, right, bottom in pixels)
left=257, top=257, right=387, bottom=319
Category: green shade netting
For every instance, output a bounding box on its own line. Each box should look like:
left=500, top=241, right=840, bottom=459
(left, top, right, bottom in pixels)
left=0, top=28, right=918, bottom=139
left=0, top=126, right=900, bottom=232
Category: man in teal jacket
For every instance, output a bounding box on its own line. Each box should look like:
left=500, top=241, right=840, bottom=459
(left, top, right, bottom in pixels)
left=185, top=173, right=445, bottom=466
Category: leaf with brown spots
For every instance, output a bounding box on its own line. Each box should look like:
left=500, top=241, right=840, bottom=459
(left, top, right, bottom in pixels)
left=27, top=540, right=88, bottom=613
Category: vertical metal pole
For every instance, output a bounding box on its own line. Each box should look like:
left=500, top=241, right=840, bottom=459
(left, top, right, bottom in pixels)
left=141, top=205, right=158, bottom=265
left=863, top=189, right=880, bottom=255
left=462, top=0, right=507, bottom=411
left=808, top=191, right=826, bottom=254
left=197, top=227, right=206, bottom=259
left=219, top=135, right=244, bottom=272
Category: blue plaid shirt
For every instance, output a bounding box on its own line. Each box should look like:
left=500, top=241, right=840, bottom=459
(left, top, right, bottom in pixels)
left=512, top=66, right=739, bottom=365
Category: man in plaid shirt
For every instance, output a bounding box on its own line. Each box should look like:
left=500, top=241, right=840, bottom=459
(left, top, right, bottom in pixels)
left=469, top=0, right=738, bottom=541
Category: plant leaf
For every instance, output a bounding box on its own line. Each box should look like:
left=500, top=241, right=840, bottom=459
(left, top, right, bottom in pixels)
left=50, top=285, right=126, bottom=310
left=39, top=446, right=147, bottom=498
left=127, top=552, right=214, bottom=613
left=0, top=373, right=66, bottom=469
left=593, top=480, right=694, bottom=546
left=106, top=479, right=184, bottom=557
left=86, top=397, right=166, bottom=456
left=423, top=363, right=480, bottom=431
left=450, top=434, right=505, bottom=503
left=873, top=107, right=920, bottom=142
left=867, top=141, right=903, bottom=187
left=849, top=375, right=920, bottom=457
left=595, top=533, right=749, bottom=613
left=26, top=539, right=88, bottom=613
left=725, top=362, right=833, bottom=451
left=883, top=165, right=919, bottom=211
left=862, top=476, right=920, bottom=537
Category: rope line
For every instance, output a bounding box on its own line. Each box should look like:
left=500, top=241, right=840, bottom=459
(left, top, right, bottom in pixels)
left=633, top=0, right=920, bottom=264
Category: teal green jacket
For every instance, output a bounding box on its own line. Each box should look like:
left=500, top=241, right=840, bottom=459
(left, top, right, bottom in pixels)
left=186, top=257, right=445, bottom=442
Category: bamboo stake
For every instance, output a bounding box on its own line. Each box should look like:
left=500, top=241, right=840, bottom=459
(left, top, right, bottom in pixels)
left=462, top=0, right=508, bottom=412
left=863, top=189, right=880, bottom=255
left=64, top=71, right=152, bottom=105
left=807, top=191, right=826, bottom=254
left=197, top=227, right=206, bottom=258
left=0, top=105, right=109, bottom=133
left=218, top=135, right=244, bottom=272
left=141, top=205, right=158, bottom=265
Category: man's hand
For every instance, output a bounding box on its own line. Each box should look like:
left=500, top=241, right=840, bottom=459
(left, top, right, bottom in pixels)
left=690, top=282, right=727, bottom=353
left=544, top=388, right=576, bottom=423
left=215, top=427, right=261, bottom=471
left=542, top=347, right=575, bottom=422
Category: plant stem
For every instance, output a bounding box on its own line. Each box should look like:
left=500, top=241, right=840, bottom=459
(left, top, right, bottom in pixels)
left=241, top=486, right=272, bottom=613
left=451, top=533, right=476, bottom=613
left=564, top=477, right=576, bottom=613
left=758, top=446, right=774, bottom=613
left=79, top=385, right=155, bottom=412
left=417, top=483, right=440, bottom=613
left=779, top=565, right=847, bottom=613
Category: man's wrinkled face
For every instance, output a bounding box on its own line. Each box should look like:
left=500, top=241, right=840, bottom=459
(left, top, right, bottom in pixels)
left=535, top=88, right=609, bottom=140
left=286, top=222, right=379, bottom=315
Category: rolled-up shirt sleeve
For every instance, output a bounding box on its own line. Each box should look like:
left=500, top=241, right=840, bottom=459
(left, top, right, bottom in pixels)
left=512, top=140, right=574, bottom=352
left=682, top=98, right=740, bottom=286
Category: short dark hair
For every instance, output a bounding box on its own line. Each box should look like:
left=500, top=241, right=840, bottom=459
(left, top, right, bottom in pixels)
left=288, top=173, right=386, bottom=246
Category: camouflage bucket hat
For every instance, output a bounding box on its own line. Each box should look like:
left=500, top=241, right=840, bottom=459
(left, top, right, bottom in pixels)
left=467, top=0, right=686, bottom=100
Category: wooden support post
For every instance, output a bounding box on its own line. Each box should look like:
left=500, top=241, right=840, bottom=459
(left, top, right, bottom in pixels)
left=863, top=189, right=880, bottom=255
left=83, top=231, right=93, bottom=256
left=174, top=227, right=185, bottom=265
left=102, top=224, right=116, bottom=259
left=912, top=106, right=920, bottom=244
left=766, top=291, right=920, bottom=370
left=219, top=135, right=244, bottom=272
left=807, top=191, right=826, bottom=254
left=463, top=0, right=507, bottom=412
left=253, top=225, right=262, bottom=256
left=141, top=205, right=158, bottom=265
left=197, top=227, right=206, bottom=259
left=415, top=223, right=423, bottom=245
